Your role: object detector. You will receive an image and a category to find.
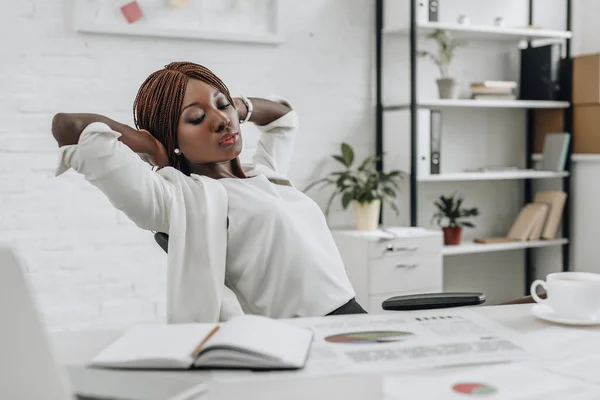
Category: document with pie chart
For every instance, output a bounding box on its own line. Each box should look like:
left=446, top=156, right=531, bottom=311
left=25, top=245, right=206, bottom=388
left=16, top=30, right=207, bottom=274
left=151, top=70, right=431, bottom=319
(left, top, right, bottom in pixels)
left=288, top=310, right=530, bottom=377
left=382, top=364, right=600, bottom=400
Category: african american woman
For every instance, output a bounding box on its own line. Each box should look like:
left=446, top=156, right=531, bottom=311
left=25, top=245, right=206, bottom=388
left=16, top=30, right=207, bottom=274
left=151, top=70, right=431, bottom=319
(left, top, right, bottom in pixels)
left=52, top=62, right=365, bottom=323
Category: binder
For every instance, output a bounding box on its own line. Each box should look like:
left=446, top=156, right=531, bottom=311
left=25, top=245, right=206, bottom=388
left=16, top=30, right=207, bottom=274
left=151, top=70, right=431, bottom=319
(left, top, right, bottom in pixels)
left=428, top=0, right=439, bottom=22
left=416, top=109, right=442, bottom=179
left=416, top=0, right=439, bottom=23
left=430, top=110, right=442, bottom=174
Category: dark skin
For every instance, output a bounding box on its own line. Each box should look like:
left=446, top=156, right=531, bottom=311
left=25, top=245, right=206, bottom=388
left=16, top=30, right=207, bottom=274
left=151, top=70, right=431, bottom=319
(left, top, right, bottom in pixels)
left=52, top=79, right=291, bottom=180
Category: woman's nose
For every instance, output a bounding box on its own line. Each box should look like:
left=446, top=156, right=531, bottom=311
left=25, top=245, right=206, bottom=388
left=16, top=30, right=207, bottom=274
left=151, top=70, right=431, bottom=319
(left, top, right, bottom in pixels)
left=213, top=113, right=230, bottom=133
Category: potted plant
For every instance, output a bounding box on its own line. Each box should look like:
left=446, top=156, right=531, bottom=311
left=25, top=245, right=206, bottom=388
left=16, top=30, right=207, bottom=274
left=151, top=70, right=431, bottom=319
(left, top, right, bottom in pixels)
left=418, top=29, right=464, bottom=99
left=304, top=143, right=405, bottom=231
left=432, top=193, right=479, bottom=245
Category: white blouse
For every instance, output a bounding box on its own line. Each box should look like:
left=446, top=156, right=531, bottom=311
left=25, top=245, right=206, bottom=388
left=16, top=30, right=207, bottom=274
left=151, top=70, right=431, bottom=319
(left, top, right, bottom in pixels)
left=55, top=98, right=355, bottom=323
left=221, top=175, right=355, bottom=318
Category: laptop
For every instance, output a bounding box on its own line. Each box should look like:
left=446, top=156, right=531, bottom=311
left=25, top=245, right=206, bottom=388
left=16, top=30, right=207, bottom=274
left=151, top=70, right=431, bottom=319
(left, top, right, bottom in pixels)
left=0, top=245, right=207, bottom=400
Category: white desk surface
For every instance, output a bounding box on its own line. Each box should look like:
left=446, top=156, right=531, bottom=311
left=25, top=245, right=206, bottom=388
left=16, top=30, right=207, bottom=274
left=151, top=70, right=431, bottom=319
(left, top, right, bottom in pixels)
left=51, top=304, right=600, bottom=400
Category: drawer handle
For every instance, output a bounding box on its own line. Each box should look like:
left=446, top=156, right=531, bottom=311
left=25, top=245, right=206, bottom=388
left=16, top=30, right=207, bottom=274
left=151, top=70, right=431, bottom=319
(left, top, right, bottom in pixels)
left=395, top=264, right=418, bottom=269
left=386, top=244, right=419, bottom=252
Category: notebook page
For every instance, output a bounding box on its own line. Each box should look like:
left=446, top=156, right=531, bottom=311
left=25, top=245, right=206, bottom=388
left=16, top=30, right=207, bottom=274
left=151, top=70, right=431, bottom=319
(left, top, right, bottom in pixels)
left=90, top=324, right=216, bottom=369
left=203, top=315, right=313, bottom=367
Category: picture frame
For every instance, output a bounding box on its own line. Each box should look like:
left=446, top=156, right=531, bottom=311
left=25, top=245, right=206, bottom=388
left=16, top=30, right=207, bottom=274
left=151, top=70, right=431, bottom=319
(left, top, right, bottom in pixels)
left=73, top=0, right=282, bottom=45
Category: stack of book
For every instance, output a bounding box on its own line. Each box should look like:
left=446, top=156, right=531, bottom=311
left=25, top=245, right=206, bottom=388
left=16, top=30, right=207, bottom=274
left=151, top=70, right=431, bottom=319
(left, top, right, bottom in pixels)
left=474, top=191, right=567, bottom=244
left=470, top=81, right=517, bottom=101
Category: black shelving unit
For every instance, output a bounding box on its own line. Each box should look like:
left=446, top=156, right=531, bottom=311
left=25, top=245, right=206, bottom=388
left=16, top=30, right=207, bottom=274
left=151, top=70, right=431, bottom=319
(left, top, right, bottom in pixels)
left=374, top=0, right=573, bottom=296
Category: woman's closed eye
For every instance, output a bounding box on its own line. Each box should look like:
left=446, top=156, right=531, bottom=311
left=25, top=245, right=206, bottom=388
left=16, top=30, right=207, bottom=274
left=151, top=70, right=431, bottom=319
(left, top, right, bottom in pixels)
left=187, top=103, right=229, bottom=125
left=189, top=114, right=206, bottom=125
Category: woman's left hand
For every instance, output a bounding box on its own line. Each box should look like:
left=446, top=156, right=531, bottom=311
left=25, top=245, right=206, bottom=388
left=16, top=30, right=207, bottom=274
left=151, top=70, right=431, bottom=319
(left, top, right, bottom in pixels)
left=233, top=97, right=248, bottom=123
left=232, top=97, right=291, bottom=126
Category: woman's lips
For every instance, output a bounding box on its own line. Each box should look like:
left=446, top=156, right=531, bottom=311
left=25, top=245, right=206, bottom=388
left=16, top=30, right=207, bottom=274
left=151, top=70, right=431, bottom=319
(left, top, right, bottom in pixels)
left=219, top=133, right=238, bottom=146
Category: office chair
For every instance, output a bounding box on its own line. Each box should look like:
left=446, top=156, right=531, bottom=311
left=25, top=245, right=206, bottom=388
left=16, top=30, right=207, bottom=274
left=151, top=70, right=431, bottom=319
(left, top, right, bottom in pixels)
left=153, top=232, right=485, bottom=311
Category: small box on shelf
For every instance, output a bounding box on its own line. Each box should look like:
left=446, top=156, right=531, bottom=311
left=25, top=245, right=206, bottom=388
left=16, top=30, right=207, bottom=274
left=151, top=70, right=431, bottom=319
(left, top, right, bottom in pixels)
left=569, top=53, right=600, bottom=153
left=533, top=109, right=564, bottom=153
left=573, top=53, right=600, bottom=105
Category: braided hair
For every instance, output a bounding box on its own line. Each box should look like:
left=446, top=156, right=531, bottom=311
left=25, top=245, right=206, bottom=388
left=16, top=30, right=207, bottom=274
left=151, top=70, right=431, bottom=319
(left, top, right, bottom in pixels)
left=133, top=62, right=234, bottom=174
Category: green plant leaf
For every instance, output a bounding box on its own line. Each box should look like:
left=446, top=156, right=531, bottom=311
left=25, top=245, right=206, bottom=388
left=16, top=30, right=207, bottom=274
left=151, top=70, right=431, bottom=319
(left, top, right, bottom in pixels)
left=389, top=200, right=400, bottom=215
left=433, top=193, right=478, bottom=228
left=386, top=170, right=404, bottom=177
left=333, top=155, right=347, bottom=166
left=358, top=155, right=375, bottom=171
left=341, top=143, right=354, bottom=167
left=303, top=177, right=334, bottom=193
left=308, top=143, right=407, bottom=216
left=341, top=192, right=353, bottom=209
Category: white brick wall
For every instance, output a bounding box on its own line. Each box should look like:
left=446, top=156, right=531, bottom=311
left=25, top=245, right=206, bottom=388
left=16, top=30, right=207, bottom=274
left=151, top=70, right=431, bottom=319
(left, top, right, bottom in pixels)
left=0, top=0, right=374, bottom=331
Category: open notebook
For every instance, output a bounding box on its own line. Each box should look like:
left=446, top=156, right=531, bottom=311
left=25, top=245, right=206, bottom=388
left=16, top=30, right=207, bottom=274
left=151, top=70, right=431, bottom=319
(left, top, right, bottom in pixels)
left=89, top=315, right=313, bottom=371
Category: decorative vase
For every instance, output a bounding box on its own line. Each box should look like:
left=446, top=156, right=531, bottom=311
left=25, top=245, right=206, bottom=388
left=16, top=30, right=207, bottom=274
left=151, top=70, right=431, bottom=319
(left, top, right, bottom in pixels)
left=436, top=78, right=459, bottom=99
left=442, top=226, right=463, bottom=245
left=353, top=200, right=381, bottom=231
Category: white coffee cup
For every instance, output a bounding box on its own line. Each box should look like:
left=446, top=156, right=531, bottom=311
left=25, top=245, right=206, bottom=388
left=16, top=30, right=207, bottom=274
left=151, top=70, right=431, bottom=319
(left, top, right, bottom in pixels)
left=531, top=272, right=600, bottom=319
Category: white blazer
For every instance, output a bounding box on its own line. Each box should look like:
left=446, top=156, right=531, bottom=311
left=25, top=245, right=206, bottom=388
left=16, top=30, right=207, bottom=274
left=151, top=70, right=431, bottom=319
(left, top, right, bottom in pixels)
left=56, top=106, right=299, bottom=323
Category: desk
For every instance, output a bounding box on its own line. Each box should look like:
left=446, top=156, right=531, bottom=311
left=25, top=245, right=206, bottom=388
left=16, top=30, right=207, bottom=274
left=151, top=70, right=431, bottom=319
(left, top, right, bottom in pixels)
left=52, top=304, right=600, bottom=400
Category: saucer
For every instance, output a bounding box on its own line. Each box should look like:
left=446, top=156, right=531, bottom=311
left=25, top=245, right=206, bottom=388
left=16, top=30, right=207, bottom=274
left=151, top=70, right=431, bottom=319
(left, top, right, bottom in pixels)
left=531, top=304, right=600, bottom=326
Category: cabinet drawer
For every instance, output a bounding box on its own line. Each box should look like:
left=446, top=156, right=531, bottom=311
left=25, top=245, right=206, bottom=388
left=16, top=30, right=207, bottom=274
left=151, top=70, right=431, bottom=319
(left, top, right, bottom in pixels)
left=368, top=288, right=442, bottom=314
left=369, top=254, right=442, bottom=295
left=368, top=235, right=441, bottom=259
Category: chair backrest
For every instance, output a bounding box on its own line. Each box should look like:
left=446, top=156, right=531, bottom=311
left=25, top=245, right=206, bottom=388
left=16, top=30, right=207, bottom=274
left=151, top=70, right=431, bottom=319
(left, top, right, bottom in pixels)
left=0, top=246, right=74, bottom=399
left=154, top=232, right=169, bottom=253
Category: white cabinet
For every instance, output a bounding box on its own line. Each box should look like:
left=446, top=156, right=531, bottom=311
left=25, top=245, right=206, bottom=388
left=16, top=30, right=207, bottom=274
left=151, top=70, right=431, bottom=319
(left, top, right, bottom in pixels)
left=332, top=228, right=443, bottom=313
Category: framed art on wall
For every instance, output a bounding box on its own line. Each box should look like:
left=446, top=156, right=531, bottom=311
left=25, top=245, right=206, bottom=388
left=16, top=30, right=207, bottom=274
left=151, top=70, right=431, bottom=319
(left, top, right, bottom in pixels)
left=73, top=0, right=282, bottom=44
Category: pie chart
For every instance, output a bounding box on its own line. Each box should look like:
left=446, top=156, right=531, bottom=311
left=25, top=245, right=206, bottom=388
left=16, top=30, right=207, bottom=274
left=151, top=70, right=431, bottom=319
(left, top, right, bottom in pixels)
left=452, top=383, right=497, bottom=397
left=324, top=330, right=414, bottom=344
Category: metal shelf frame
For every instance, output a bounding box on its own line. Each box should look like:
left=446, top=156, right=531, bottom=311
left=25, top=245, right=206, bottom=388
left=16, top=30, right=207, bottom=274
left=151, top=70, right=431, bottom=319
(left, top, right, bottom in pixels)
left=374, top=0, right=573, bottom=295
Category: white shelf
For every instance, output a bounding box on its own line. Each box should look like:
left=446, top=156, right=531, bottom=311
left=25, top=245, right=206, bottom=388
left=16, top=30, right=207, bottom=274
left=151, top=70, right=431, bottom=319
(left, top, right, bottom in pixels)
left=443, top=238, right=569, bottom=256
left=418, top=170, right=569, bottom=182
left=384, top=22, right=572, bottom=41
left=385, top=99, right=570, bottom=110
left=75, top=23, right=282, bottom=45
left=533, top=153, right=600, bottom=163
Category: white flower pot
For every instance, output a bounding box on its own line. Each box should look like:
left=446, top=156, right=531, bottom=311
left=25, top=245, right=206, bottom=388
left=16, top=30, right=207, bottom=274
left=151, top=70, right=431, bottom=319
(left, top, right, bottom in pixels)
left=436, top=77, right=459, bottom=99
left=353, top=200, right=381, bottom=231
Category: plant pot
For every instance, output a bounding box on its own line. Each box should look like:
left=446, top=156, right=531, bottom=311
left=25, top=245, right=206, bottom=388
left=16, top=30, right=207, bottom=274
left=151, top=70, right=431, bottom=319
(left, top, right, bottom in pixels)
left=442, top=226, right=463, bottom=245
left=353, top=200, right=381, bottom=231
left=436, top=78, right=459, bottom=99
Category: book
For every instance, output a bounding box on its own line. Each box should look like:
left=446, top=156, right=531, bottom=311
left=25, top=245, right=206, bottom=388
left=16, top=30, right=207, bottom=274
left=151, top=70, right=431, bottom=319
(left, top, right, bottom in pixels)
left=474, top=203, right=549, bottom=244
left=474, top=237, right=513, bottom=244
left=471, top=87, right=514, bottom=95
left=540, top=133, right=571, bottom=171
left=527, top=205, right=550, bottom=240
left=471, top=81, right=518, bottom=89
left=472, top=94, right=517, bottom=100
left=89, top=315, right=314, bottom=371
left=507, top=203, right=549, bottom=241
left=534, top=191, right=567, bottom=239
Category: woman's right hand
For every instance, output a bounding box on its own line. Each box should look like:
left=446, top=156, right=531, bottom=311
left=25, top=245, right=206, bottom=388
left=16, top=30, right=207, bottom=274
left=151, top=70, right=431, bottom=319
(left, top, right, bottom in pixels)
left=137, top=129, right=169, bottom=168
